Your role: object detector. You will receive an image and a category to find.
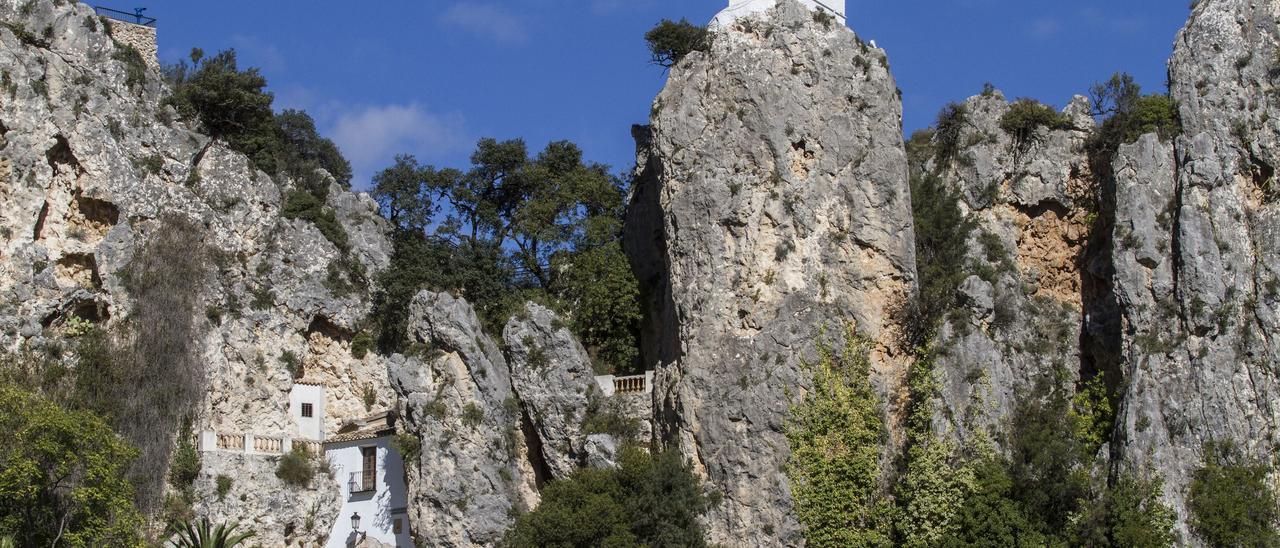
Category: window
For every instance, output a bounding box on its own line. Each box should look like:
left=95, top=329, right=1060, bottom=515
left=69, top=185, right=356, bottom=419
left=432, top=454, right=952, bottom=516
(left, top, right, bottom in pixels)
left=393, top=518, right=402, bottom=534
left=301, top=403, right=313, bottom=418
left=361, top=446, right=376, bottom=492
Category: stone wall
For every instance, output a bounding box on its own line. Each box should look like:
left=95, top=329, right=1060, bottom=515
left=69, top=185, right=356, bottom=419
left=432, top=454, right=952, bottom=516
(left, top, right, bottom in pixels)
left=107, top=20, right=157, bottom=70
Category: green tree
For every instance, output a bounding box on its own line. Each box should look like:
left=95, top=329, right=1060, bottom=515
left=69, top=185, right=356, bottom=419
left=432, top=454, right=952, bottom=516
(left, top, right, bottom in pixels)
left=0, top=384, right=144, bottom=547
left=941, top=458, right=1045, bottom=548
left=164, top=49, right=353, bottom=199
left=164, top=49, right=276, bottom=172
left=372, top=154, right=437, bottom=233
left=275, top=109, right=352, bottom=191
left=169, top=518, right=255, bottom=548
left=1085, top=72, right=1180, bottom=179
left=1188, top=441, right=1280, bottom=548
left=901, top=171, right=976, bottom=348
left=644, top=19, right=710, bottom=69
left=504, top=446, right=709, bottom=547
left=785, top=325, right=894, bottom=547
left=369, top=138, right=642, bottom=368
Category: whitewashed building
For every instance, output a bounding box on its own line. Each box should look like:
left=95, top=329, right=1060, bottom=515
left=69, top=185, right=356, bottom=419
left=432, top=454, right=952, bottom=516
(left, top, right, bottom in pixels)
left=711, top=0, right=846, bottom=28
left=323, top=411, right=412, bottom=548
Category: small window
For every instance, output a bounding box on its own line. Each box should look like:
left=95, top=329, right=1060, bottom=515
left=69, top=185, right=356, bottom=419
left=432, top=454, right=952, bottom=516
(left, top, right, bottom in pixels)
left=393, top=518, right=402, bottom=534
left=301, top=403, right=313, bottom=418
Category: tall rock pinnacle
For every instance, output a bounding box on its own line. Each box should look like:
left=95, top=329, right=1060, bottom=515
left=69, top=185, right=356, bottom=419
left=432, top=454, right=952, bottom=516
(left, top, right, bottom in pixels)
left=626, top=1, right=916, bottom=543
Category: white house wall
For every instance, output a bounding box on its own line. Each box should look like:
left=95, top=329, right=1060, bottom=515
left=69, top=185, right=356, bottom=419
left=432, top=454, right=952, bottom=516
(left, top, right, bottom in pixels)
left=324, top=437, right=412, bottom=547
left=289, top=384, right=326, bottom=441
left=711, top=0, right=846, bottom=29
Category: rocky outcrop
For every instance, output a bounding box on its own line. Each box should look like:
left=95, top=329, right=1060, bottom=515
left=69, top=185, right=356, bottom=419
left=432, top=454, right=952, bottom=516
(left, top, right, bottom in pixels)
left=627, top=2, right=917, bottom=542
left=390, top=291, right=539, bottom=547
left=191, top=451, right=341, bottom=546
left=504, top=302, right=599, bottom=479
left=1109, top=0, right=1280, bottom=538
left=924, top=92, right=1106, bottom=442
left=0, top=0, right=392, bottom=540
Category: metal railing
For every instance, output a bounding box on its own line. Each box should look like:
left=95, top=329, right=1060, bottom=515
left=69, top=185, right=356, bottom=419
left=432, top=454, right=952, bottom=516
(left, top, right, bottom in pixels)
left=349, top=471, right=376, bottom=494
left=93, top=6, right=156, bottom=27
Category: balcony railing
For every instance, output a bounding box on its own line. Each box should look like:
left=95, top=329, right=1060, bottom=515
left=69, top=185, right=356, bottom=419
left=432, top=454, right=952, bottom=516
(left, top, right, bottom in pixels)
left=349, top=470, right=376, bottom=494
left=613, top=374, right=646, bottom=394
left=93, top=6, right=156, bottom=26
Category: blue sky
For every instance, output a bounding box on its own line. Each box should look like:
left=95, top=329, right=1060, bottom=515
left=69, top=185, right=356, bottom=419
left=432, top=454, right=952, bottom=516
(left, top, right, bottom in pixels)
left=143, top=1, right=1192, bottom=189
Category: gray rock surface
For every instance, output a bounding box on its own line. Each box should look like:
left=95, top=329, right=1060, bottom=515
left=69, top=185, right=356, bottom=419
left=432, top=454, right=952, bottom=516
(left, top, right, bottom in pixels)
left=390, top=291, right=539, bottom=547
left=626, top=2, right=917, bottom=542
left=922, top=92, right=1102, bottom=443
left=504, top=302, right=599, bottom=479
left=192, top=451, right=341, bottom=547
left=0, top=0, right=393, bottom=541
left=1109, top=0, right=1280, bottom=539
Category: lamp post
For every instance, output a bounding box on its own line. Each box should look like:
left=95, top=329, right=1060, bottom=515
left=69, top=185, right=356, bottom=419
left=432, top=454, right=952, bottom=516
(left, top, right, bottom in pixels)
left=351, top=513, right=366, bottom=544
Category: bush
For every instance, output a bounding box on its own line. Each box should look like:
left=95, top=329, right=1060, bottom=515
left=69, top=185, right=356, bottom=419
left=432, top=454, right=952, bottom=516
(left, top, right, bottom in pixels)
left=933, top=102, right=969, bottom=169
left=99, top=216, right=209, bottom=514
left=999, top=99, right=1073, bottom=156
left=275, top=446, right=316, bottom=487
left=111, top=43, right=148, bottom=92
left=215, top=475, right=233, bottom=502
left=1188, top=441, right=1279, bottom=547
left=169, top=422, right=202, bottom=489
left=461, top=402, right=485, bottom=427
left=350, top=331, right=375, bottom=359
left=279, top=350, right=300, bottom=378
left=392, top=434, right=421, bottom=464
left=582, top=392, right=642, bottom=441
left=282, top=189, right=350, bottom=252
left=784, top=325, right=894, bottom=546
left=0, top=384, right=144, bottom=546
left=644, top=19, right=710, bottom=69
left=503, top=447, right=710, bottom=547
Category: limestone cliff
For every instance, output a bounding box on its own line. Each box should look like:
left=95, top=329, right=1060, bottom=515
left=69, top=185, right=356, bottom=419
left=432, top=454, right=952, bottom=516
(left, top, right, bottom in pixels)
left=1110, top=0, right=1280, bottom=538
left=627, top=1, right=917, bottom=542
left=0, top=0, right=394, bottom=544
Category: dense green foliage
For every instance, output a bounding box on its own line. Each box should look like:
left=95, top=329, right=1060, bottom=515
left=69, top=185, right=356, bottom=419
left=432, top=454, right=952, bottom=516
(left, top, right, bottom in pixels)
left=1086, top=72, right=1181, bottom=178
left=164, top=48, right=351, bottom=194
left=503, top=447, right=710, bottom=547
left=169, top=518, right=255, bottom=548
left=644, top=19, right=710, bottom=69
left=998, top=99, right=1074, bottom=157
left=369, top=140, right=642, bottom=373
left=1188, top=441, right=1280, bottom=547
left=785, top=326, right=894, bottom=546
left=932, top=102, right=969, bottom=169
left=902, top=171, right=976, bottom=347
left=281, top=189, right=350, bottom=252
left=0, top=384, right=144, bottom=547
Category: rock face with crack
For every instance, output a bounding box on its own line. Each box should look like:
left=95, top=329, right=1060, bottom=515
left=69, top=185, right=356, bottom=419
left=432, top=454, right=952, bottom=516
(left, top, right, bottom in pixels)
left=0, top=1, right=390, bottom=544
left=390, top=291, right=540, bottom=547
left=626, top=1, right=917, bottom=543
left=504, top=302, right=600, bottom=479
left=1108, top=0, right=1280, bottom=538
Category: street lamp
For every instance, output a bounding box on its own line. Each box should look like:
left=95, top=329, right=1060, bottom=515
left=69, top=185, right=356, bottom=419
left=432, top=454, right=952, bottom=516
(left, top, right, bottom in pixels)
left=351, top=513, right=365, bottom=543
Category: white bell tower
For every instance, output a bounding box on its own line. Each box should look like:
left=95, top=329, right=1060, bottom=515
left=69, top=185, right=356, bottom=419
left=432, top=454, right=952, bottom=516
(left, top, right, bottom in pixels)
left=711, top=0, right=846, bottom=29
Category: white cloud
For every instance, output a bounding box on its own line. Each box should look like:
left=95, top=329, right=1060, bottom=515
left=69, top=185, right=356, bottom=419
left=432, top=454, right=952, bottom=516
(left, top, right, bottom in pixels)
left=439, top=3, right=528, bottom=43
left=230, top=35, right=287, bottom=73
left=328, top=104, right=468, bottom=188
left=1029, top=17, right=1061, bottom=39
